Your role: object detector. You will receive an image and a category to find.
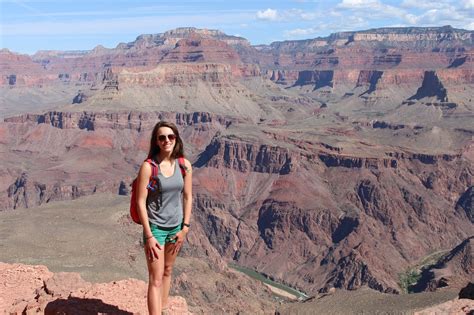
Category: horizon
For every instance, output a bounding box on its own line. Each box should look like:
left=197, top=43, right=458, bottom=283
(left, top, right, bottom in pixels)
left=1, top=0, right=473, bottom=55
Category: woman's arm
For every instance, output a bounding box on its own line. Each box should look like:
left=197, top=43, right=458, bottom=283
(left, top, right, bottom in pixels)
left=137, top=161, right=162, bottom=260
left=182, top=158, right=193, bottom=228
left=172, top=158, right=192, bottom=253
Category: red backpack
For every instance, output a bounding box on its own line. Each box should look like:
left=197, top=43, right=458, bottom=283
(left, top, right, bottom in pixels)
left=130, top=157, right=187, bottom=224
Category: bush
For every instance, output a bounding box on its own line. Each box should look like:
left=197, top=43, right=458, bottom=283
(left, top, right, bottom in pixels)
left=399, top=269, right=421, bottom=293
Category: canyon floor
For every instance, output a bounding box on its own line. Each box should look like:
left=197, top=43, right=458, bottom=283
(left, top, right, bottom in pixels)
left=0, top=193, right=468, bottom=314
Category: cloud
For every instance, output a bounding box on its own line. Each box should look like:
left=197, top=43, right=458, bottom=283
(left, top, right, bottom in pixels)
left=284, top=27, right=319, bottom=37
left=336, top=1, right=411, bottom=23
left=412, top=7, right=471, bottom=26
left=338, top=0, right=380, bottom=8
left=461, top=0, right=474, bottom=9
left=404, top=14, right=419, bottom=24
left=401, top=0, right=451, bottom=9
left=283, top=15, right=369, bottom=39
left=255, top=8, right=323, bottom=23
left=406, top=0, right=473, bottom=10
left=256, top=8, right=279, bottom=21
left=291, top=9, right=321, bottom=20
left=334, top=0, right=474, bottom=27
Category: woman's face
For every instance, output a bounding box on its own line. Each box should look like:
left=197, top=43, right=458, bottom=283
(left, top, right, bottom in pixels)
left=156, top=126, right=176, bottom=154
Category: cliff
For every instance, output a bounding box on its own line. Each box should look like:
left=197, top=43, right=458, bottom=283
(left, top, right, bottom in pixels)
left=411, top=236, right=474, bottom=292
left=1, top=110, right=232, bottom=210
left=188, top=132, right=473, bottom=294
left=0, top=262, right=190, bottom=314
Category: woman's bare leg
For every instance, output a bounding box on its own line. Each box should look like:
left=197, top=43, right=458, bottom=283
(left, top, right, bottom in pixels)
left=145, top=247, right=165, bottom=315
left=161, top=242, right=180, bottom=310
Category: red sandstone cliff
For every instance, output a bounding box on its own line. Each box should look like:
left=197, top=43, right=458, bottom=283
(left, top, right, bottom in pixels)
left=186, top=131, right=473, bottom=294
left=1, top=26, right=472, bottom=91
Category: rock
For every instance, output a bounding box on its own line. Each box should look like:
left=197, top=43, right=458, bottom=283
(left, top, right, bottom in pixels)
left=411, top=237, right=474, bottom=293
left=413, top=299, right=474, bottom=315
left=0, top=262, right=53, bottom=312
left=1, top=110, right=232, bottom=210
left=194, top=136, right=293, bottom=174
left=118, top=180, right=130, bottom=196
left=44, top=272, right=92, bottom=297
left=409, top=71, right=448, bottom=102
left=72, top=91, right=88, bottom=104
left=0, top=262, right=191, bottom=314
left=456, top=186, right=473, bottom=223
left=459, top=282, right=474, bottom=300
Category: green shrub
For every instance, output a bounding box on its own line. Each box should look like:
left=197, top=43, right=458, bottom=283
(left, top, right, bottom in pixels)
left=399, top=269, right=421, bottom=293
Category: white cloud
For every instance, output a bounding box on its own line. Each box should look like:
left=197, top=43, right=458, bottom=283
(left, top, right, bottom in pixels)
left=334, top=0, right=474, bottom=27
left=256, top=8, right=279, bottom=21
left=338, top=0, right=379, bottom=8
left=283, top=15, right=369, bottom=39
left=404, top=13, right=419, bottom=24
left=284, top=27, right=318, bottom=37
left=401, top=0, right=451, bottom=10
left=461, top=0, right=474, bottom=9
left=283, top=8, right=322, bottom=21
left=255, top=8, right=322, bottom=23
left=389, top=1, right=473, bottom=28
left=337, top=1, right=411, bottom=23
left=414, top=7, right=468, bottom=25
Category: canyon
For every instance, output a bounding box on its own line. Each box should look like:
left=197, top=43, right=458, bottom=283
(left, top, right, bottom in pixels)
left=0, top=26, right=473, bottom=313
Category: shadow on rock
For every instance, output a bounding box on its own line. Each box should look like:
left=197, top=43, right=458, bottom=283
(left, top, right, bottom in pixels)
left=45, top=297, right=133, bottom=315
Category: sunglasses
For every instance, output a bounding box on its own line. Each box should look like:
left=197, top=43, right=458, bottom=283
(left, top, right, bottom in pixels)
left=158, top=134, right=176, bottom=142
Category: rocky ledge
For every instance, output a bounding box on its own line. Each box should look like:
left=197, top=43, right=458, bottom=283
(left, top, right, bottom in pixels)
left=0, top=262, right=190, bottom=314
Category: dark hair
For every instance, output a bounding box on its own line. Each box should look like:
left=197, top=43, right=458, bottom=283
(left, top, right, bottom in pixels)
left=147, top=121, right=185, bottom=160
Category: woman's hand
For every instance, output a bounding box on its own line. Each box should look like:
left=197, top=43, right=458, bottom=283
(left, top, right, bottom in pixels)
left=145, top=236, right=162, bottom=262
left=171, top=227, right=189, bottom=254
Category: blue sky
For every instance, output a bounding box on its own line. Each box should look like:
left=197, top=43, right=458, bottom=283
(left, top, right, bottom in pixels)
left=1, top=0, right=473, bottom=55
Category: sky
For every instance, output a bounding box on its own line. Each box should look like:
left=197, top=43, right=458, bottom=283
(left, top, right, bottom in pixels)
left=1, top=0, right=473, bottom=55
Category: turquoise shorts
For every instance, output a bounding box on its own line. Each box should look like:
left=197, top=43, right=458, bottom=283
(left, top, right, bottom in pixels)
left=144, top=223, right=181, bottom=246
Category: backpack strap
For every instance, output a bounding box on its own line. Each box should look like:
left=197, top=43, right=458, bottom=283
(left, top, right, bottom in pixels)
left=145, top=158, right=159, bottom=187
left=178, top=157, right=187, bottom=177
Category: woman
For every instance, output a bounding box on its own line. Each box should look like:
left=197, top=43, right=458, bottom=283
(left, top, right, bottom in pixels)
left=136, top=121, right=192, bottom=315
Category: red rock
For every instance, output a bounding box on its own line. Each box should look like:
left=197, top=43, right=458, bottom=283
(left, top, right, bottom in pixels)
left=44, top=272, right=92, bottom=297
left=0, top=262, right=191, bottom=314
left=74, top=132, right=114, bottom=149
left=0, top=262, right=53, bottom=313
left=414, top=298, right=474, bottom=315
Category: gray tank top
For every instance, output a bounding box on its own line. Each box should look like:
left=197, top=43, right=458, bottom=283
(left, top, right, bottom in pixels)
left=146, top=160, right=184, bottom=227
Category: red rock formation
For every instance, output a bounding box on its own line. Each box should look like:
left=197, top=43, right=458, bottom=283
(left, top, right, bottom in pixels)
left=411, top=237, right=473, bottom=292
left=1, top=110, right=231, bottom=210
left=1, top=26, right=472, bottom=95
left=413, top=298, right=474, bottom=315
left=194, top=137, right=293, bottom=174
left=187, top=131, right=473, bottom=295
left=0, top=262, right=190, bottom=314
left=4, top=110, right=233, bottom=132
